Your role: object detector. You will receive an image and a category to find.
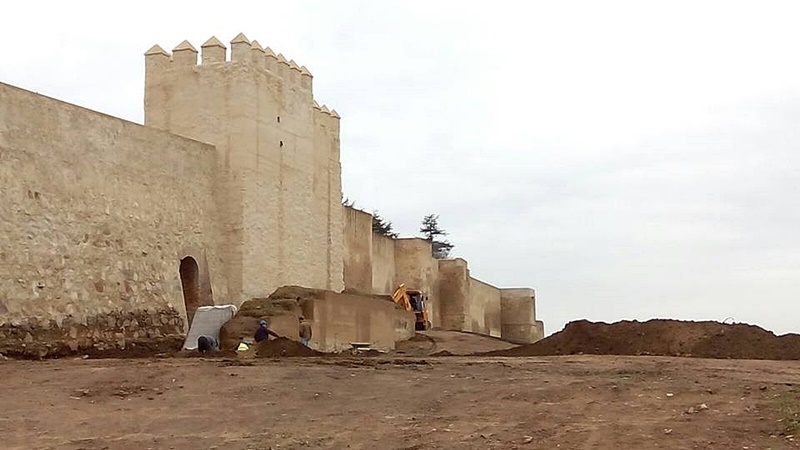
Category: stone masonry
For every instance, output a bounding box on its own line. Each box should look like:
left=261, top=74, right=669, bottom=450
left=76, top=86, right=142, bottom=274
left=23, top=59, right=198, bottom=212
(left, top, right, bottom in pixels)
left=0, top=32, right=542, bottom=356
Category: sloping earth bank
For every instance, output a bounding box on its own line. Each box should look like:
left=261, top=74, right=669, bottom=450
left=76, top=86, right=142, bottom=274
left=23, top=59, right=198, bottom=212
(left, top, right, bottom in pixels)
left=485, top=319, right=800, bottom=360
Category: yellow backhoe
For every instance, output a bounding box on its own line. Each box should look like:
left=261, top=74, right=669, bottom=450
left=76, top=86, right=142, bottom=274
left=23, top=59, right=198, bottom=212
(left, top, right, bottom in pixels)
left=391, top=284, right=431, bottom=331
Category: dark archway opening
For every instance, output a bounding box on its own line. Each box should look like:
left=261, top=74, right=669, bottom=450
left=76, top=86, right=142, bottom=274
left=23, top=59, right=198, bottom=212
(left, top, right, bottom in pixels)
left=179, top=257, right=201, bottom=325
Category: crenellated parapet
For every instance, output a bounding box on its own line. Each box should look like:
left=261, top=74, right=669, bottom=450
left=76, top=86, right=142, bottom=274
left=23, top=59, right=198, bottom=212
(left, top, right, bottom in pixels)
left=145, top=32, right=314, bottom=92
left=142, top=32, right=346, bottom=301
left=313, top=100, right=341, bottom=122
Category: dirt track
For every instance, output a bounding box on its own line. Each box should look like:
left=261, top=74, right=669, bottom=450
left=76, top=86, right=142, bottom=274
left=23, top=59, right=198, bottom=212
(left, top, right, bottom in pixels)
left=396, top=330, right=517, bottom=356
left=2, top=352, right=799, bottom=449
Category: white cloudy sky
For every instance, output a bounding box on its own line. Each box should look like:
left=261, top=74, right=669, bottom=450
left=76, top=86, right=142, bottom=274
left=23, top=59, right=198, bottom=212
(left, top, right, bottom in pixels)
left=3, top=1, right=800, bottom=336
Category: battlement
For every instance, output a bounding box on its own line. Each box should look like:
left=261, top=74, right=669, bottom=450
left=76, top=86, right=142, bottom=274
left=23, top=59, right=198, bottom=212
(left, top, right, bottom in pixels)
left=313, top=100, right=340, bottom=120
left=145, top=33, right=314, bottom=91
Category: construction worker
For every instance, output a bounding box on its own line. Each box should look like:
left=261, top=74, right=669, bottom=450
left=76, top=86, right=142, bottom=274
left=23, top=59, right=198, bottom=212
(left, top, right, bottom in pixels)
left=298, top=316, right=312, bottom=347
left=236, top=337, right=250, bottom=352
left=254, top=319, right=280, bottom=343
left=197, top=335, right=219, bottom=353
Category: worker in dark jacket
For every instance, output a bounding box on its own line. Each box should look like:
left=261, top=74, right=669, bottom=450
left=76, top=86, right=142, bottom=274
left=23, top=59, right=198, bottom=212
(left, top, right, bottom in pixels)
left=298, top=316, right=312, bottom=347
left=254, top=319, right=280, bottom=343
left=197, top=335, right=219, bottom=353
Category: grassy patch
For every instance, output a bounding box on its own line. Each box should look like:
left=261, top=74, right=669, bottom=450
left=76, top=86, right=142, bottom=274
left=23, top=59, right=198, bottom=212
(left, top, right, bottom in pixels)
left=778, top=393, right=800, bottom=435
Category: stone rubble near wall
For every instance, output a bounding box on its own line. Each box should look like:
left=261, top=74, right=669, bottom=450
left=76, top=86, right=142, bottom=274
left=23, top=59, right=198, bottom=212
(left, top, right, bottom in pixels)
left=218, top=286, right=415, bottom=353
left=0, top=309, right=184, bottom=359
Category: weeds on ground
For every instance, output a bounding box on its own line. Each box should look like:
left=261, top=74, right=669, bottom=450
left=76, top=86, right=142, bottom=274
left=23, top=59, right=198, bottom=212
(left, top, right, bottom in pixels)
left=778, top=393, right=800, bottom=436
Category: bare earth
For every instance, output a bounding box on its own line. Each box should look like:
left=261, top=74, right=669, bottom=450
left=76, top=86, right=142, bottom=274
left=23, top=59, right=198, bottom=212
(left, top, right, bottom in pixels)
left=1, top=334, right=799, bottom=450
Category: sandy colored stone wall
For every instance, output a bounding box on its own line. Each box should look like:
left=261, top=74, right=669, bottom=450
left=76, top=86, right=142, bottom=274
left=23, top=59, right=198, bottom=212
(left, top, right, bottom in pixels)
left=500, top=288, right=542, bottom=344
left=314, top=109, right=345, bottom=292
left=310, top=291, right=415, bottom=352
left=343, top=207, right=373, bottom=293
left=438, top=261, right=543, bottom=341
left=437, top=258, right=506, bottom=339
left=220, top=287, right=415, bottom=353
left=1, top=33, right=540, bottom=355
left=437, top=259, right=469, bottom=331
left=0, top=82, right=220, bottom=352
left=371, top=234, right=397, bottom=295
left=468, top=277, right=502, bottom=338
left=341, top=212, right=543, bottom=341
left=394, top=239, right=441, bottom=327
left=340, top=209, right=401, bottom=297
left=144, top=34, right=343, bottom=305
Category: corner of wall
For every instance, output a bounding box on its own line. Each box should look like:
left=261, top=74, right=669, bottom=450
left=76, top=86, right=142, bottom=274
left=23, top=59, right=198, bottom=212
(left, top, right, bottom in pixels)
left=342, top=207, right=374, bottom=293
left=437, top=258, right=470, bottom=331
left=500, top=287, right=541, bottom=344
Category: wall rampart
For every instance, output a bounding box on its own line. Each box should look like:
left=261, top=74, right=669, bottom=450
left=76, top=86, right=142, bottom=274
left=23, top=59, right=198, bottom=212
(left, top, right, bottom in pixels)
left=0, top=82, right=220, bottom=356
left=0, top=34, right=542, bottom=356
left=371, top=234, right=397, bottom=295
left=394, top=238, right=440, bottom=327
left=144, top=33, right=344, bottom=304
left=501, top=288, right=543, bottom=343
left=343, top=207, right=373, bottom=293
left=341, top=209, right=543, bottom=342
left=437, top=259, right=470, bottom=330
left=468, top=277, right=503, bottom=338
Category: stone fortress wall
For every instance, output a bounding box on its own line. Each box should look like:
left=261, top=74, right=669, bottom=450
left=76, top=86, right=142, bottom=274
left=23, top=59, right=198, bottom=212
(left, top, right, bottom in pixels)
left=144, top=33, right=344, bottom=306
left=0, top=81, right=216, bottom=356
left=0, top=32, right=542, bottom=356
left=342, top=208, right=544, bottom=344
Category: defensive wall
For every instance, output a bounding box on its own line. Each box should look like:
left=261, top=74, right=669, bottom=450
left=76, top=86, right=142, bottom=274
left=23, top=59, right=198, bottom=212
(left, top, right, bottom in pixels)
left=0, top=32, right=542, bottom=356
left=0, top=33, right=349, bottom=356
left=0, top=81, right=218, bottom=356
left=343, top=207, right=544, bottom=343
left=144, top=33, right=345, bottom=304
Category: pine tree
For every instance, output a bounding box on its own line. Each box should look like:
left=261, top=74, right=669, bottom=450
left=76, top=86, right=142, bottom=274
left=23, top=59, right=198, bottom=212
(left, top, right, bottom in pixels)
left=372, top=211, right=399, bottom=238
left=420, top=214, right=454, bottom=259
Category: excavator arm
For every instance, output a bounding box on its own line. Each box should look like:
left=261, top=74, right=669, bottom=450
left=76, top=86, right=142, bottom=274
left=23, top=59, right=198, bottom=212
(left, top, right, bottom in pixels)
left=392, top=284, right=431, bottom=331
left=391, top=284, right=413, bottom=311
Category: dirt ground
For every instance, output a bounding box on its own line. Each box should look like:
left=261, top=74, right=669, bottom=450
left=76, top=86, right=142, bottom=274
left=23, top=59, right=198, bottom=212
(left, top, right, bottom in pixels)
left=2, top=333, right=799, bottom=450
left=396, top=330, right=517, bottom=356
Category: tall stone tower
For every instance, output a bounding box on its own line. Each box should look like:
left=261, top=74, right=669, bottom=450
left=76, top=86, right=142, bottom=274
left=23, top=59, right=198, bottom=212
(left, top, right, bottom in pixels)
left=143, top=33, right=344, bottom=304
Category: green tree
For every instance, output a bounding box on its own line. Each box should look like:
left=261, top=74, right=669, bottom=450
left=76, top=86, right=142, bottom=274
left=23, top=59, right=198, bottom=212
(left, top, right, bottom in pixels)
left=420, top=214, right=454, bottom=259
left=372, top=211, right=399, bottom=238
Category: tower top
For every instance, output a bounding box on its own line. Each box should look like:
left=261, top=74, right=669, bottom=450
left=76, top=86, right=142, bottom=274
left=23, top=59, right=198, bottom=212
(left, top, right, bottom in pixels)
left=145, top=44, right=169, bottom=56
left=173, top=40, right=197, bottom=52
left=201, top=36, right=225, bottom=49
left=230, top=32, right=250, bottom=45
left=145, top=33, right=328, bottom=97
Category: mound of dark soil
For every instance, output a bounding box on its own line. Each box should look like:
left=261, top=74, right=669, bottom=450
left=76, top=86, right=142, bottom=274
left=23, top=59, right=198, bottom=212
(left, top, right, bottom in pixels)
left=256, top=337, right=323, bottom=358
left=484, top=319, right=800, bottom=360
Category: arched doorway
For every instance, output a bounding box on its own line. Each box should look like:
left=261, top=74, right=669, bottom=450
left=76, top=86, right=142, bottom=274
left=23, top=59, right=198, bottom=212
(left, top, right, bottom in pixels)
left=179, top=257, right=201, bottom=325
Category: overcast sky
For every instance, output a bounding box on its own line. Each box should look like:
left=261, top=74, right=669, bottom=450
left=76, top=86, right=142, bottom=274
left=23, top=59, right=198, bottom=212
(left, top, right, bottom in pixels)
left=3, top=1, right=800, bottom=336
